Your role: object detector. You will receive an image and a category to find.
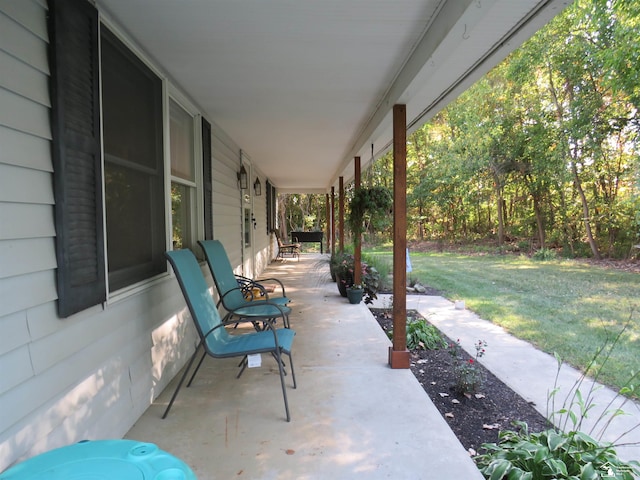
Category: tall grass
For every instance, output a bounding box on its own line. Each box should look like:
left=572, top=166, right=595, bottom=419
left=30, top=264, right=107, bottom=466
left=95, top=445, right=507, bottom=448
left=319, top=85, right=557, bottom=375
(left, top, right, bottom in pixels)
left=366, top=250, right=639, bottom=393
left=362, top=252, right=392, bottom=290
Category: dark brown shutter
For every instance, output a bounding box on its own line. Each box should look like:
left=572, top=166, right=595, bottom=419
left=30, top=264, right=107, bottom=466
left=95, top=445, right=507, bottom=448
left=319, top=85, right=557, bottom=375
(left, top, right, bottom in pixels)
left=271, top=185, right=277, bottom=232
left=266, top=180, right=272, bottom=234
left=202, top=118, right=213, bottom=240
left=48, top=0, right=106, bottom=317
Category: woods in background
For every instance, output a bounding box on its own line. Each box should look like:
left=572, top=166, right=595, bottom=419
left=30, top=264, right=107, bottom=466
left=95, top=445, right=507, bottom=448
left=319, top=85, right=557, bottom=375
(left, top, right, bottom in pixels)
left=279, top=0, right=639, bottom=259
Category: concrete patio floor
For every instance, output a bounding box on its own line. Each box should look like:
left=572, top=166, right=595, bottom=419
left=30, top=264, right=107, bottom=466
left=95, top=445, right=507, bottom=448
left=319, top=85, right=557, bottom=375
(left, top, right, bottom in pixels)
left=125, top=253, right=484, bottom=479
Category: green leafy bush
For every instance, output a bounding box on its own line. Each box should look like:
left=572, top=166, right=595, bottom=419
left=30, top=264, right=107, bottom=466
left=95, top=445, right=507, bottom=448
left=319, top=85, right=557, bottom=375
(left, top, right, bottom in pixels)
left=386, top=318, right=446, bottom=351
left=406, top=320, right=447, bottom=350
left=476, top=421, right=640, bottom=479
left=532, top=248, right=557, bottom=261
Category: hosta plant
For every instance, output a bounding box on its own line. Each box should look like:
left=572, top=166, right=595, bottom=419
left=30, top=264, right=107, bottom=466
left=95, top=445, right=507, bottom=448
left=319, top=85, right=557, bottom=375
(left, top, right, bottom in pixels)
left=476, top=316, right=640, bottom=479
left=476, top=421, right=639, bottom=480
left=406, top=319, right=447, bottom=351
left=386, top=318, right=446, bottom=351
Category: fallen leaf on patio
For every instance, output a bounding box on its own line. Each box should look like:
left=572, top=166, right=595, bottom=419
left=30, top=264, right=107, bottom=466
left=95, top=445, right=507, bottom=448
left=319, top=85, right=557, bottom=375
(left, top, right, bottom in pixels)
left=482, top=423, right=500, bottom=430
left=475, top=393, right=485, bottom=399
left=439, top=392, right=449, bottom=397
left=285, top=449, right=295, bottom=455
left=451, top=399, right=460, bottom=404
left=445, top=412, right=454, bottom=418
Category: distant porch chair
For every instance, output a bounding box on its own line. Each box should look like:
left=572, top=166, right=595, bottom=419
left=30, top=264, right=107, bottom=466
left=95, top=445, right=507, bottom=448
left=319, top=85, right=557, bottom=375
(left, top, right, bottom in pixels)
left=274, top=231, right=300, bottom=261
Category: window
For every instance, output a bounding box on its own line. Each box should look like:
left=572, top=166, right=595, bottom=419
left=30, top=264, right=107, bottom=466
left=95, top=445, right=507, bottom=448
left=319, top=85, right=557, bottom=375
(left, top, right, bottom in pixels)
left=169, top=98, right=197, bottom=250
left=49, top=0, right=208, bottom=314
left=101, top=26, right=166, bottom=292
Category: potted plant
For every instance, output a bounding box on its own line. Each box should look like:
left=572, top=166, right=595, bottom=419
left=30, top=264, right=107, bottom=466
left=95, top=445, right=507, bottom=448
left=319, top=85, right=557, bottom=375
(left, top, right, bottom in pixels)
left=361, top=263, right=380, bottom=305
left=328, top=251, right=343, bottom=282
left=346, top=283, right=364, bottom=304
left=346, top=185, right=390, bottom=301
left=333, top=252, right=355, bottom=297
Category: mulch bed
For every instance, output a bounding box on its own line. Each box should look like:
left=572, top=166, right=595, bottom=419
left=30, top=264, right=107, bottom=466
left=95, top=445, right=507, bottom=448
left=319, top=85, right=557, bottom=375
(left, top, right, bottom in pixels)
left=371, top=307, right=551, bottom=455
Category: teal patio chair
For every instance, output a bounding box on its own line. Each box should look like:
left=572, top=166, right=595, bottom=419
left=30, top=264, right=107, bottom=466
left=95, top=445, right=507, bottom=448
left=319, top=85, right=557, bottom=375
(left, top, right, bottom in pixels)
left=198, top=240, right=291, bottom=328
left=163, top=249, right=296, bottom=421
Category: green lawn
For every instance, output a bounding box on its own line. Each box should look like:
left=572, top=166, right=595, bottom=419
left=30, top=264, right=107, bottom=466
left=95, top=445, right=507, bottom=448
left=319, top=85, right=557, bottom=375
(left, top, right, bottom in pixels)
left=366, top=250, right=639, bottom=393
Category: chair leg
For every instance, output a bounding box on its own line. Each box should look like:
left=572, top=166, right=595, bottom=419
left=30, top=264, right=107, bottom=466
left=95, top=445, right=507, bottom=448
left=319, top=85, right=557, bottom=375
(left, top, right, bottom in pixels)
left=186, top=349, right=208, bottom=388
left=286, top=351, right=297, bottom=389
left=236, top=356, right=249, bottom=379
left=269, top=351, right=287, bottom=375
left=162, top=345, right=201, bottom=419
left=275, top=348, right=291, bottom=422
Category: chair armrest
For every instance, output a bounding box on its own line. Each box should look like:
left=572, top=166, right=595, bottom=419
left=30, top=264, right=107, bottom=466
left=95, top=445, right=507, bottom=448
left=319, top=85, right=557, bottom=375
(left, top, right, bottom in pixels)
left=252, top=276, right=286, bottom=297
left=236, top=274, right=286, bottom=298
left=228, top=298, right=288, bottom=316
left=219, top=284, right=271, bottom=306
left=202, top=319, right=282, bottom=349
left=235, top=275, right=268, bottom=298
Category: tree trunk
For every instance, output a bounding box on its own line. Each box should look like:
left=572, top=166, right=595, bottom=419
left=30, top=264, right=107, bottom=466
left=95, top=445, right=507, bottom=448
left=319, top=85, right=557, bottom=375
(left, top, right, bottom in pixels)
left=558, top=185, right=575, bottom=256
left=493, top=175, right=505, bottom=246
left=571, top=161, right=601, bottom=260
left=532, top=193, right=546, bottom=249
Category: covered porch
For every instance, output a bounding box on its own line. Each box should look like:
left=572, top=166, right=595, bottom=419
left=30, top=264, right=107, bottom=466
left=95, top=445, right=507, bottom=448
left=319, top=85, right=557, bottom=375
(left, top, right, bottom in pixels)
left=125, top=254, right=483, bottom=479
left=0, top=0, right=576, bottom=473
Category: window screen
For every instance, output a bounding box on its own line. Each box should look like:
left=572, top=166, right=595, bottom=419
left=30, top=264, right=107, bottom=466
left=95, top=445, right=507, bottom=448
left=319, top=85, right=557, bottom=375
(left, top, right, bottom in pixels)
left=101, top=26, right=166, bottom=291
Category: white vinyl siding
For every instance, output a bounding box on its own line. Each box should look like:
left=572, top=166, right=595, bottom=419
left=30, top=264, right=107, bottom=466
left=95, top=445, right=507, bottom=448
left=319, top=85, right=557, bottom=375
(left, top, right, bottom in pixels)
left=0, top=7, right=49, bottom=74
left=211, top=123, right=245, bottom=267
left=0, top=88, right=50, bottom=140
left=0, top=311, right=30, bottom=356
left=0, top=0, right=274, bottom=471
left=211, top=122, right=273, bottom=275
left=0, top=50, right=50, bottom=107
left=0, top=2, right=196, bottom=470
left=0, top=163, right=53, bottom=204
left=0, top=126, right=51, bottom=171
left=0, top=203, right=55, bottom=242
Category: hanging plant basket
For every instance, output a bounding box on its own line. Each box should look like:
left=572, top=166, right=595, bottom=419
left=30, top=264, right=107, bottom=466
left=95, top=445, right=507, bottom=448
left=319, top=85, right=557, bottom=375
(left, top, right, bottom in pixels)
left=347, top=186, right=393, bottom=238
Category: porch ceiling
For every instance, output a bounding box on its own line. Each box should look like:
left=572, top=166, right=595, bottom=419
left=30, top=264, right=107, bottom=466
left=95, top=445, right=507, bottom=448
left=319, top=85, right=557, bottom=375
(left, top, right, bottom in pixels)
left=98, top=0, right=569, bottom=193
